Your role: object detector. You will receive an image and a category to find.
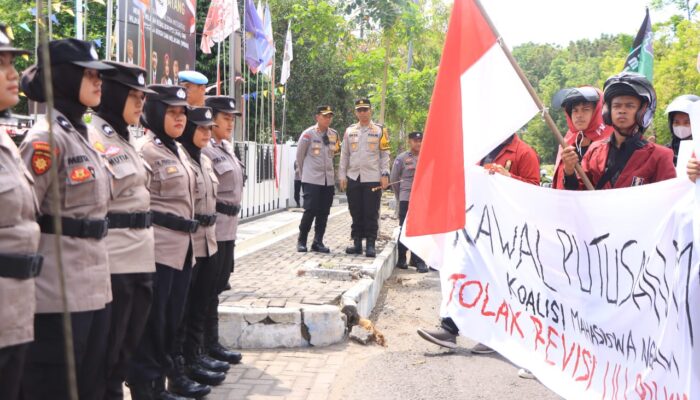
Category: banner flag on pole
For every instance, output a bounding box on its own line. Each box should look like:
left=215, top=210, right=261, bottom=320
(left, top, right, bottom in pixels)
left=244, top=0, right=270, bottom=73
left=200, top=0, right=241, bottom=55
left=405, top=0, right=538, bottom=238
left=261, top=3, right=275, bottom=78
left=623, top=8, right=653, bottom=81
left=280, top=21, right=293, bottom=85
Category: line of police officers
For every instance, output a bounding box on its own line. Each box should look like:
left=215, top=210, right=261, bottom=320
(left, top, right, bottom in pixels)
left=0, top=33, right=246, bottom=400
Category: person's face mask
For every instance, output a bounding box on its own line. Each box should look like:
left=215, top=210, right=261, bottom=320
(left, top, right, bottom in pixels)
left=673, top=125, right=692, bottom=139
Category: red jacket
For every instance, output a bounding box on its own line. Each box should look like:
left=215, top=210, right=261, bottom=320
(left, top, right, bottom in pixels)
left=490, top=134, right=541, bottom=185
left=570, top=139, right=676, bottom=189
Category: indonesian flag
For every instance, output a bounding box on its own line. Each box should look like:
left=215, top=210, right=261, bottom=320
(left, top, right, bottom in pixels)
left=404, top=0, right=538, bottom=262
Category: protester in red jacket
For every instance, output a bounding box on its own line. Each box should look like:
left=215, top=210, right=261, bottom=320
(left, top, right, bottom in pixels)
left=481, top=133, right=540, bottom=185
left=561, top=72, right=676, bottom=190
left=551, top=86, right=613, bottom=189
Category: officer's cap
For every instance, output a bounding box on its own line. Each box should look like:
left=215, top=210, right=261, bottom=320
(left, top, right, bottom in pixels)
left=40, top=39, right=115, bottom=73
left=187, top=106, right=215, bottom=127
left=205, top=96, right=241, bottom=115
left=408, top=131, right=423, bottom=140
left=146, top=85, right=189, bottom=106
left=178, top=70, right=208, bottom=85
left=0, top=24, right=30, bottom=55
left=103, top=61, right=155, bottom=93
left=316, top=105, right=334, bottom=115
left=355, top=98, right=371, bottom=110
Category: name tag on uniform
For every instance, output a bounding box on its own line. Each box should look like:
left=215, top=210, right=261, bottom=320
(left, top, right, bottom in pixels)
left=166, top=166, right=179, bottom=174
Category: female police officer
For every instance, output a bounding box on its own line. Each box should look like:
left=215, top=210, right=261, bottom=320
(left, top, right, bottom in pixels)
left=0, top=23, right=41, bottom=400
left=19, top=38, right=115, bottom=400
left=87, top=61, right=156, bottom=399
left=127, top=85, right=209, bottom=399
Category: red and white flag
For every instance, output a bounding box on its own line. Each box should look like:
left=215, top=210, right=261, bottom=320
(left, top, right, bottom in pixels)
left=405, top=0, right=538, bottom=252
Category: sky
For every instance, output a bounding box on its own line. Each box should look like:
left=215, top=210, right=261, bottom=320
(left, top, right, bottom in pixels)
left=466, top=0, right=678, bottom=47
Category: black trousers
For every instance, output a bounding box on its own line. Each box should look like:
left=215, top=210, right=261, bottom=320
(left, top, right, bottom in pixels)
left=204, top=240, right=235, bottom=347
left=105, top=272, right=154, bottom=399
left=294, top=179, right=302, bottom=206
left=299, top=183, right=335, bottom=241
left=21, top=307, right=110, bottom=400
left=128, top=247, right=193, bottom=384
left=178, top=255, right=218, bottom=362
left=398, top=201, right=425, bottom=265
left=346, top=177, right=381, bottom=240
left=0, top=342, right=28, bottom=400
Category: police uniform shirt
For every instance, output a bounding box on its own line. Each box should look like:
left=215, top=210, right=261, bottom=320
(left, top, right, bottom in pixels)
left=0, top=131, right=40, bottom=348
left=339, top=122, right=390, bottom=183
left=88, top=115, right=155, bottom=274
left=19, top=110, right=112, bottom=314
left=202, top=139, right=244, bottom=242
left=296, top=125, right=338, bottom=186
left=187, top=152, right=218, bottom=258
left=390, top=150, right=418, bottom=202
left=139, top=132, right=197, bottom=270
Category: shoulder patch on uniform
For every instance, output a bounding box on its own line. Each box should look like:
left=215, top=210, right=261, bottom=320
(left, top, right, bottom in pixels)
left=301, top=133, right=311, bottom=141
left=102, top=124, right=115, bottom=136
left=56, top=116, right=71, bottom=132
left=31, top=150, right=51, bottom=175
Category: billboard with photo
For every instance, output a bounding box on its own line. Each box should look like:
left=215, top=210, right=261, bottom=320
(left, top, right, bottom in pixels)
left=117, top=0, right=197, bottom=85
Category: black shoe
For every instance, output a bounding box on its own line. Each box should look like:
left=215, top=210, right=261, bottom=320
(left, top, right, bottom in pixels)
left=365, top=239, right=376, bottom=258
left=187, top=361, right=226, bottom=386
left=223, top=282, right=231, bottom=290
left=297, top=232, right=308, bottom=252
left=197, top=354, right=230, bottom=372
left=311, top=241, right=330, bottom=253
left=208, top=342, right=243, bottom=364
left=167, top=375, right=210, bottom=399
left=416, top=261, right=429, bottom=273
left=345, top=238, right=362, bottom=254
left=395, top=260, right=408, bottom=269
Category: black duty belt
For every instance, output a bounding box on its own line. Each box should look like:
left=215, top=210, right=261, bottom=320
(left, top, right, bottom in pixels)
left=152, top=211, right=199, bottom=233
left=0, top=253, right=43, bottom=279
left=216, top=202, right=240, bottom=216
left=107, top=212, right=153, bottom=229
left=38, top=215, right=109, bottom=239
left=195, top=213, right=217, bottom=227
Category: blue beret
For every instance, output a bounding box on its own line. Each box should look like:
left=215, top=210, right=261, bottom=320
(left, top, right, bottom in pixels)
left=178, top=70, right=208, bottom=85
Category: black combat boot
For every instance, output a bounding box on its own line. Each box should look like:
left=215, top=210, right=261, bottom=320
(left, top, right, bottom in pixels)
left=208, top=341, right=243, bottom=364
left=167, top=356, right=211, bottom=399
left=345, top=238, right=362, bottom=254
left=365, top=239, right=376, bottom=258
left=297, top=231, right=308, bottom=252
left=186, top=358, right=226, bottom=386
left=197, top=354, right=230, bottom=372
left=311, top=231, right=330, bottom=253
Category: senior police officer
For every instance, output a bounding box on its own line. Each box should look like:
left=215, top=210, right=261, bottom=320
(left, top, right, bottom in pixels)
left=178, top=70, right=208, bottom=107
left=0, top=25, right=42, bottom=400
left=295, top=105, right=340, bottom=253
left=338, top=98, right=391, bottom=257
left=128, top=85, right=209, bottom=399
left=87, top=61, right=157, bottom=399
left=390, top=132, right=428, bottom=273
left=201, top=96, right=245, bottom=364
left=19, top=39, right=115, bottom=400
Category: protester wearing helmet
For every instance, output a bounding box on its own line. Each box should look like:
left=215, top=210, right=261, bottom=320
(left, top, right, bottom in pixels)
left=551, top=86, right=613, bottom=189
left=561, top=72, right=676, bottom=190
left=665, top=94, right=699, bottom=166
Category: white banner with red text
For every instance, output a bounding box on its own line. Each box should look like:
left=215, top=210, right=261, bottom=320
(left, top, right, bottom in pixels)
left=439, top=167, right=700, bottom=400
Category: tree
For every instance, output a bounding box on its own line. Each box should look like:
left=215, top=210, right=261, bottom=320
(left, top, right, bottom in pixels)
left=651, top=0, right=698, bottom=20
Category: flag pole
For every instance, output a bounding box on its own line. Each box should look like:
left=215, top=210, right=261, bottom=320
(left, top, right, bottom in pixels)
left=474, top=0, right=594, bottom=191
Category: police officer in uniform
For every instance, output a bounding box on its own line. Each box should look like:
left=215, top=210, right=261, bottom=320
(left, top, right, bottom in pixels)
left=19, top=39, right=115, bottom=400
left=178, top=71, right=208, bottom=107
left=174, top=106, right=230, bottom=386
left=0, top=25, right=42, bottom=400
left=295, top=105, right=340, bottom=253
left=87, top=61, right=157, bottom=399
left=127, top=85, right=209, bottom=399
left=339, top=99, right=391, bottom=257
left=390, top=131, right=428, bottom=273
left=201, top=96, right=245, bottom=364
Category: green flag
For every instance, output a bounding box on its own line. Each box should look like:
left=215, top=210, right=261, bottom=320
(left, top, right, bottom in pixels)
left=623, top=8, right=653, bottom=81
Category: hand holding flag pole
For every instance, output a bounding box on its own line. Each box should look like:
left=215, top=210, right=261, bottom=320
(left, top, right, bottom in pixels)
left=372, top=180, right=403, bottom=192
left=473, top=0, right=594, bottom=191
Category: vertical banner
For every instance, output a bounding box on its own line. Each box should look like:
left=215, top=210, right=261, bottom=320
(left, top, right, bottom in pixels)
left=118, top=0, right=197, bottom=84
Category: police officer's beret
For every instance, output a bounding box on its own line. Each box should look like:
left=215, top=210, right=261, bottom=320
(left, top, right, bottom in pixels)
left=0, top=24, right=30, bottom=55
left=187, top=106, right=215, bottom=127
left=205, top=96, right=241, bottom=115
left=146, top=85, right=189, bottom=106
left=316, top=105, right=334, bottom=115
left=178, top=70, right=208, bottom=85
left=40, top=39, right=115, bottom=73
left=408, top=131, right=423, bottom=140
left=355, top=98, right=371, bottom=109
left=103, top=61, right=155, bottom=93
